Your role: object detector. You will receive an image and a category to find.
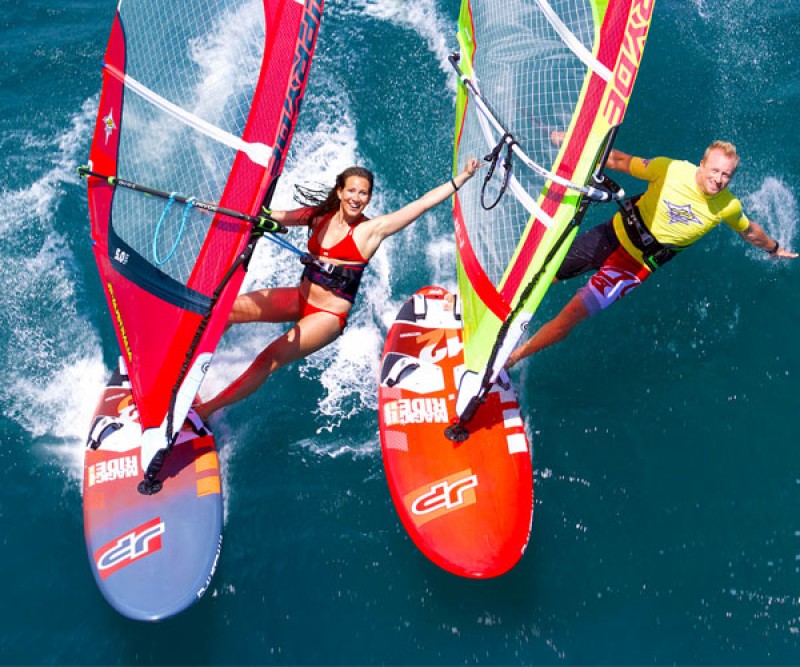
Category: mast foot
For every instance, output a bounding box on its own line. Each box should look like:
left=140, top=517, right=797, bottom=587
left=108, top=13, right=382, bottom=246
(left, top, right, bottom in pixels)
left=137, top=478, right=163, bottom=495
left=445, top=423, right=470, bottom=443
left=138, top=448, right=167, bottom=495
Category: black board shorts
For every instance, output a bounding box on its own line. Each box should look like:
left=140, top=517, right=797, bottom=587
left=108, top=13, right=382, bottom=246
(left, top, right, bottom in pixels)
left=558, top=219, right=654, bottom=317
left=556, top=219, right=619, bottom=281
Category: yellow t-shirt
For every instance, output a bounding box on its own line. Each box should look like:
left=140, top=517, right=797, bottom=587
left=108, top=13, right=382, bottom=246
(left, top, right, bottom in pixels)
left=613, top=157, right=750, bottom=264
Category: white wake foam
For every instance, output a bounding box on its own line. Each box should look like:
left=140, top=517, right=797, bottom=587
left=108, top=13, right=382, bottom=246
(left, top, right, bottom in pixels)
left=743, top=177, right=798, bottom=258
left=338, top=0, right=455, bottom=78
left=0, top=97, right=105, bottom=484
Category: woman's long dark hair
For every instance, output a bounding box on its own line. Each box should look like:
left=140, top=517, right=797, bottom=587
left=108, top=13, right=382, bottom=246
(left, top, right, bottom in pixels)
left=293, top=166, right=374, bottom=224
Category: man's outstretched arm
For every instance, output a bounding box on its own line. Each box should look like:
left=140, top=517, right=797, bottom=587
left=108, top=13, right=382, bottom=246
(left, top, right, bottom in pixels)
left=739, top=222, right=798, bottom=258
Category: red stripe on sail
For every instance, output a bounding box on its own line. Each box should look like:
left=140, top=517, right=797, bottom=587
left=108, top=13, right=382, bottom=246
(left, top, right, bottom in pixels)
left=454, top=195, right=510, bottom=321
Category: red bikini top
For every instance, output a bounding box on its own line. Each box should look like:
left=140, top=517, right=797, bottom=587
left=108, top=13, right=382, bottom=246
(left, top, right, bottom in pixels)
left=307, top=212, right=368, bottom=264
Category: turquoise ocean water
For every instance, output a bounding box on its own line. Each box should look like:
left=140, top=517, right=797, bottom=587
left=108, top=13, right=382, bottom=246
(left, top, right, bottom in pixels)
left=2, top=0, right=800, bottom=663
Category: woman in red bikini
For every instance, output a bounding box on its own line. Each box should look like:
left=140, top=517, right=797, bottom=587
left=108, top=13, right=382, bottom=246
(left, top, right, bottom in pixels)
left=195, top=158, right=479, bottom=420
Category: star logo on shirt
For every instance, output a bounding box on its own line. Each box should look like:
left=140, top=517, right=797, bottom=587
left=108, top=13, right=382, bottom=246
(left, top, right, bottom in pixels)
left=664, top=201, right=703, bottom=226
left=102, top=109, right=117, bottom=145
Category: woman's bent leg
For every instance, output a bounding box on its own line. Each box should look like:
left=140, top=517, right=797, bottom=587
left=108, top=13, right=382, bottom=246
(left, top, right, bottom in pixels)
left=229, top=287, right=302, bottom=324
left=196, top=311, right=343, bottom=420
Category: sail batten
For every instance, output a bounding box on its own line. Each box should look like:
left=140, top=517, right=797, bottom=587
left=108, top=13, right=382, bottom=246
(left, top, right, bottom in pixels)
left=103, top=63, right=274, bottom=167
left=532, top=0, right=614, bottom=80
left=452, top=0, right=654, bottom=416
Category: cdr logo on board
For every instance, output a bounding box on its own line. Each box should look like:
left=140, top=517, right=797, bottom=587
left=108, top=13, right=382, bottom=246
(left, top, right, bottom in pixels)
left=406, top=470, right=479, bottom=528
left=94, top=517, right=165, bottom=580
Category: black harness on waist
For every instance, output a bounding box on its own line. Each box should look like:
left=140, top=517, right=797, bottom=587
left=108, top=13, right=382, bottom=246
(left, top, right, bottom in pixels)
left=300, top=254, right=365, bottom=303
left=618, top=195, right=682, bottom=271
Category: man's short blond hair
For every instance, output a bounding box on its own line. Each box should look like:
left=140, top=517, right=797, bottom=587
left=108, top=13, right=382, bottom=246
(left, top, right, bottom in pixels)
left=703, top=140, right=740, bottom=169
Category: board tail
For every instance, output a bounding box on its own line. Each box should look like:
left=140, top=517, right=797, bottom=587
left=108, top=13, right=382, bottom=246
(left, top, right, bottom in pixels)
left=83, top=358, right=223, bottom=621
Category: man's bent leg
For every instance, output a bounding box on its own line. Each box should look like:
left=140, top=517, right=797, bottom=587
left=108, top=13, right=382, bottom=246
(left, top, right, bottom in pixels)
left=506, top=295, right=590, bottom=368
left=506, top=246, right=651, bottom=368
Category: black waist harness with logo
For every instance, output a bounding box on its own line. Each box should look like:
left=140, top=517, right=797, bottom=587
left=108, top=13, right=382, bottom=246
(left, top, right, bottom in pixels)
left=618, top=195, right=682, bottom=271
left=300, top=254, right=365, bottom=303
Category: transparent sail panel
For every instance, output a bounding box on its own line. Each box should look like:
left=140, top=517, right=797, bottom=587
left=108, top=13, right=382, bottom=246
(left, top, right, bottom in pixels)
left=458, top=0, right=595, bottom=288
left=112, top=0, right=266, bottom=287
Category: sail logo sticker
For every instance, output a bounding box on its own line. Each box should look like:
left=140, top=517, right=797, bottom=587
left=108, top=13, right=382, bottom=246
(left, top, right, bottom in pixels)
left=102, top=109, right=116, bottom=144
left=94, top=518, right=165, bottom=579
left=106, top=282, right=132, bottom=362
left=113, top=248, right=129, bottom=265
left=602, top=0, right=654, bottom=126
left=383, top=398, right=448, bottom=426
left=270, top=0, right=323, bottom=179
left=87, top=455, right=139, bottom=487
left=407, top=471, right=478, bottom=527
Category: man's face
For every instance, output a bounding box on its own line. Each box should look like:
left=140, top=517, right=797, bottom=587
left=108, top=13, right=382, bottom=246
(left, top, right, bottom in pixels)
left=696, top=149, right=738, bottom=196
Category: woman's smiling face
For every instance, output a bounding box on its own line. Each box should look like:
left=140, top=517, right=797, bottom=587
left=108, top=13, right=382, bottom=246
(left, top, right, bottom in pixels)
left=338, top=176, right=372, bottom=218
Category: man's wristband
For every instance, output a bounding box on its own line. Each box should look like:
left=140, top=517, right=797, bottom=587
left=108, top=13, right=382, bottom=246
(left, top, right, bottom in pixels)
left=768, top=240, right=780, bottom=255
left=451, top=178, right=459, bottom=192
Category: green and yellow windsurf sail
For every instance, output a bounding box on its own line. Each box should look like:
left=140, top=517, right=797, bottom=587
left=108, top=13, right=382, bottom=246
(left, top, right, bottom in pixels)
left=451, top=0, right=655, bottom=422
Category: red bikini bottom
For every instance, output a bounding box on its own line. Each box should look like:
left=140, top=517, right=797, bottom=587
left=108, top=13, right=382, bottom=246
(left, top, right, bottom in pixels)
left=299, top=294, right=349, bottom=329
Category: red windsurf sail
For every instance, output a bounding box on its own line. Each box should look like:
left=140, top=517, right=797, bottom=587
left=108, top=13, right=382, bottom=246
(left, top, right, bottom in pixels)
left=85, top=0, right=324, bottom=481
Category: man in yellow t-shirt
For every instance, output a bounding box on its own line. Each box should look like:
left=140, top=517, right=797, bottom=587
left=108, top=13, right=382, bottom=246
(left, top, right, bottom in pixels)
left=506, top=140, right=797, bottom=368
